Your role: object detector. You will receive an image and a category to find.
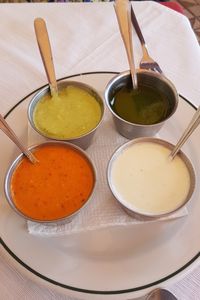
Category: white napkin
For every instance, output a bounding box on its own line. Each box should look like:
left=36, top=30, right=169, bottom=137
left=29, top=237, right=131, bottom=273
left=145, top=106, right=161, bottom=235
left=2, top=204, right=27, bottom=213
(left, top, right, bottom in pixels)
left=27, top=98, right=187, bottom=237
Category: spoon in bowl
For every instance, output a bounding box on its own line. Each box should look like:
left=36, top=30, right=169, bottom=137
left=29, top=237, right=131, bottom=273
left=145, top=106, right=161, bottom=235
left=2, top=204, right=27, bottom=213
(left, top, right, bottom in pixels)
left=0, top=114, right=37, bottom=164
left=34, top=18, right=58, bottom=97
left=114, top=0, right=138, bottom=89
left=169, top=106, right=200, bottom=159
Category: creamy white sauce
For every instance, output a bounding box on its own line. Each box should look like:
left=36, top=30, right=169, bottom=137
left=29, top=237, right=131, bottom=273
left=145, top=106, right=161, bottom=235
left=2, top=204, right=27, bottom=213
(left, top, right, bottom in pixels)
left=111, top=142, right=191, bottom=214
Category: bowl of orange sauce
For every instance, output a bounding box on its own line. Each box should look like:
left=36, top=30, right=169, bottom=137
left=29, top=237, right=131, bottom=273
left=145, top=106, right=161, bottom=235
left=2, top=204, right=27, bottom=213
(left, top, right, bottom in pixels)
left=4, top=141, right=96, bottom=224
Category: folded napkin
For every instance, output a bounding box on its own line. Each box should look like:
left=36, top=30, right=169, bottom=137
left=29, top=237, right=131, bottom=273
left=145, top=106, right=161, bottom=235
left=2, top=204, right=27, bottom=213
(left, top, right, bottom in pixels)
left=27, top=97, right=187, bottom=237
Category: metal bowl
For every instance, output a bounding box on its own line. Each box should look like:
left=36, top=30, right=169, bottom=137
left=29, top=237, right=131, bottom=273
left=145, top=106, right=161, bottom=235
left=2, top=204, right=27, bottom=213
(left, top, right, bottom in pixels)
left=107, top=137, right=195, bottom=220
left=104, top=70, right=179, bottom=139
left=4, top=141, right=96, bottom=225
left=28, top=80, right=104, bottom=150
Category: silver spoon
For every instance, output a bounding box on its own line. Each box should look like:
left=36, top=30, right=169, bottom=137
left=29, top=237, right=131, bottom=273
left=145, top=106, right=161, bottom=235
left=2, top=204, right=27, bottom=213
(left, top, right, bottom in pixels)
left=0, top=114, right=37, bottom=164
left=169, top=105, right=200, bottom=159
left=114, top=0, right=138, bottom=89
left=146, top=288, right=177, bottom=300
left=34, top=18, right=58, bottom=97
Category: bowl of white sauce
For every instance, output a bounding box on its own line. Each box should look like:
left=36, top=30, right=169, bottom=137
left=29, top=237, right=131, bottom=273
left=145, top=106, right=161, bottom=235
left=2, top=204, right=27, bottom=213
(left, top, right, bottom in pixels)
left=107, top=137, right=195, bottom=220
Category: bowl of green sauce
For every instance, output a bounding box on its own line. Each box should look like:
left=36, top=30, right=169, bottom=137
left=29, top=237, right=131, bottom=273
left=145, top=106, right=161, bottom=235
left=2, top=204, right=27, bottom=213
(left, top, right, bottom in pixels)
left=28, top=80, right=104, bottom=149
left=104, top=70, right=178, bottom=139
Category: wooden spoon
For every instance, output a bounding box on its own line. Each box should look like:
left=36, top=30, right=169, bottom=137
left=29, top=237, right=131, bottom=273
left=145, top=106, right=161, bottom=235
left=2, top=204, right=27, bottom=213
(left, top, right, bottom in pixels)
left=0, top=114, right=37, bottom=164
left=34, top=18, right=58, bottom=96
left=114, top=0, right=138, bottom=89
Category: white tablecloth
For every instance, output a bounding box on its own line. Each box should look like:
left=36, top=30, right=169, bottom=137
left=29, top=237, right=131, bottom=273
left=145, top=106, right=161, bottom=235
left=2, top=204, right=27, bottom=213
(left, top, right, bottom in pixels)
left=0, top=2, right=200, bottom=299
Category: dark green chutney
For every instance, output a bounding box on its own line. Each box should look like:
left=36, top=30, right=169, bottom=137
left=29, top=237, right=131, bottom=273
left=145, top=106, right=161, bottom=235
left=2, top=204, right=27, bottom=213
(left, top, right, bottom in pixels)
left=110, top=84, right=170, bottom=125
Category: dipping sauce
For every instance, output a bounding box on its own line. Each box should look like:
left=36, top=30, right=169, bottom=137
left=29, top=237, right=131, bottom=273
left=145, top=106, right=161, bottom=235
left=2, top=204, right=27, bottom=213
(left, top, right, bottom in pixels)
left=110, top=142, right=191, bottom=214
left=33, top=85, right=102, bottom=139
left=110, top=85, right=170, bottom=125
left=10, top=144, right=95, bottom=221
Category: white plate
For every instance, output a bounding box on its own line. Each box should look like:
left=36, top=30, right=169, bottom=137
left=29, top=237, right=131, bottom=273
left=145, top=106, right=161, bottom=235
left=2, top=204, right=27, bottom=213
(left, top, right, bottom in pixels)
left=0, top=72, right=200, bottom=300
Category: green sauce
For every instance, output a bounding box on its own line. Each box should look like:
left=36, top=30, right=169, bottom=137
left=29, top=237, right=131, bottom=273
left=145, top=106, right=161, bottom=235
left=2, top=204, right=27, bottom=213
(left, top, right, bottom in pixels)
left=33, top=85, right=102, bottom=139
left=110, top=85, right=169, bottom=125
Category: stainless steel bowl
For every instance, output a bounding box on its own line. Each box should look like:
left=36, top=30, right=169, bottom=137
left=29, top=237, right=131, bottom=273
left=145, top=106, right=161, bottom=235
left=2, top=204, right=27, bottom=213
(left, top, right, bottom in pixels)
left=104, top=70, right=179, bottom=139
left=4, top=141, right=96, bottom=225
left=107, top=137, right=195, bottom=220
left=28, top=80, right=104, bottom=150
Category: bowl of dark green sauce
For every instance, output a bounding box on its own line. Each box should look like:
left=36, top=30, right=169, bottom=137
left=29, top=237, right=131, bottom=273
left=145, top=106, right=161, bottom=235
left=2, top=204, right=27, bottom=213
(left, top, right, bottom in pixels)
left=104, top=70, right=178, bottom=139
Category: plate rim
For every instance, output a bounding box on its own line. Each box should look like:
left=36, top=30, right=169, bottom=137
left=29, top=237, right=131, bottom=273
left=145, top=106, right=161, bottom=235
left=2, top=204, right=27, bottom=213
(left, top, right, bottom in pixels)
left=1, top=71, right=200, bottom=296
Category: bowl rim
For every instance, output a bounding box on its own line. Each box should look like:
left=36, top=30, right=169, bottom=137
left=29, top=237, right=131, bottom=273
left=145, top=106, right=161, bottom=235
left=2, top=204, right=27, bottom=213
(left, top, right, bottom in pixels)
left=27, top=80, right=105, bottom=141
left=107, top=137, right=196, bottom=219
left=104, top=69, right=179, bottom=128
left=4, top=140, right=97, bottom=225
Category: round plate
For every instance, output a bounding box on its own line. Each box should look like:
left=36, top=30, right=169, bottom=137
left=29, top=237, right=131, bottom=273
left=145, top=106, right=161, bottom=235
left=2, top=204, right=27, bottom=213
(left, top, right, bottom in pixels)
left=0, top=72, right=200, bottom=300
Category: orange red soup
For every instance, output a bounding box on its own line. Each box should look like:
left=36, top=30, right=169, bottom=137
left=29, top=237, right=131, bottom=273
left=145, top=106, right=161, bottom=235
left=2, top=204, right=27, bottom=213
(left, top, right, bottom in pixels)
left=11, top=144, right=94, bottom=221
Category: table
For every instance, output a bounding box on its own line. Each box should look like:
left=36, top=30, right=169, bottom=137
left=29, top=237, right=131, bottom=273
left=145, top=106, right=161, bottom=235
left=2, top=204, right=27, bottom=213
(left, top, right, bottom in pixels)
left=0, top=2, right=200, bottom=299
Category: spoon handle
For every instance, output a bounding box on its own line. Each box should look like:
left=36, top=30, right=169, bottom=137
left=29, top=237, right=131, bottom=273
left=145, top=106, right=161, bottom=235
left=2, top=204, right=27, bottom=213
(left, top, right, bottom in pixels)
left=170, top=106, right=200, bottom=159
left=114, top=0, right=137, bottom=89
left=146, top=288, right=177, bottom=299
left=34, top=18, right=58, bottom=96
left=0, top=114, right=37, bottom=164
